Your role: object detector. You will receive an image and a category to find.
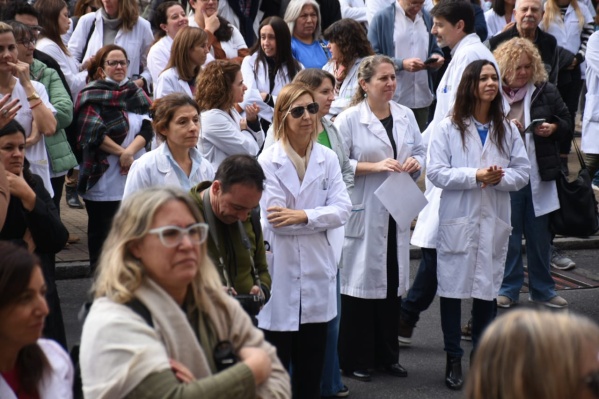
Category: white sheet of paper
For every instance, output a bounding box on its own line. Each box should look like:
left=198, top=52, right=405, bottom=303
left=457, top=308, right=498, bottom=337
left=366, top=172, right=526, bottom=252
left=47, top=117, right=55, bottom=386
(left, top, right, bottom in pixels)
left=374, top=172, right=428, bottom=228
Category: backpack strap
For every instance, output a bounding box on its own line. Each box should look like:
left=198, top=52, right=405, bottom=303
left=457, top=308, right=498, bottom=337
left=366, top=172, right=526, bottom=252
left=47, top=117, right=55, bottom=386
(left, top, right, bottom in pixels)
left=125, top=298, right=153, bottom=328
left=79, top=21, right=96, bottom=64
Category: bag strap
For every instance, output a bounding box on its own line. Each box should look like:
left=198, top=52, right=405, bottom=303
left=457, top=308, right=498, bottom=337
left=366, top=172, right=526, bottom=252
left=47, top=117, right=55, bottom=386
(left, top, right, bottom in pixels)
left=237, top=216, right=262, bottom=290
left=572, top=137, right=586, bottom=170
left=79, top=22, right=96, bottom=64
left=125, top=298, right=153, bottom=328
left=202, top=189, right=234, bottom=291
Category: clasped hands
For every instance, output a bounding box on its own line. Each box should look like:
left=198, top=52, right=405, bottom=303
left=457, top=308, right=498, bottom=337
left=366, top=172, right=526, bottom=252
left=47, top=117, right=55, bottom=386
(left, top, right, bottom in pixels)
left=476, top=165, right=504, bottom=188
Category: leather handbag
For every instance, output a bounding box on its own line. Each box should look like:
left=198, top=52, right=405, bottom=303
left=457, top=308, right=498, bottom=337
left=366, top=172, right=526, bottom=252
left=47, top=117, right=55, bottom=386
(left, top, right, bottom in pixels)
left=550, top=138, right=599, bottom=237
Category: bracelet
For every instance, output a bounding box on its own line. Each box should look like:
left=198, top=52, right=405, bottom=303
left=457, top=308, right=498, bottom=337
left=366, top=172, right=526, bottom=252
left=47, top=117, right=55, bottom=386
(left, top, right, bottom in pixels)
left=29, top=100, right=43, bottom=110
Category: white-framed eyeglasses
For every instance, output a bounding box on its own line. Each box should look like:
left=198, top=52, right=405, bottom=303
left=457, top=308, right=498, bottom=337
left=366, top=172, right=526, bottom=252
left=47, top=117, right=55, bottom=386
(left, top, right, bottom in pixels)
left=147, top=223, right=209, bottom=247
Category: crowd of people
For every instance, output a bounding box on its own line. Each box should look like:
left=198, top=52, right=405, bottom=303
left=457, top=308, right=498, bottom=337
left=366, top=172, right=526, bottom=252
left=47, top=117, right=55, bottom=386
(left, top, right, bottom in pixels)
left=1, top=0, right=599, bottom=397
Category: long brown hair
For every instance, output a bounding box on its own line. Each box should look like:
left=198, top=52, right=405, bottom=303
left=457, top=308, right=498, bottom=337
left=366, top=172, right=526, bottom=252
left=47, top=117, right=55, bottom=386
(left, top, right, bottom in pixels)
left=195, top=60, right=241, bottom=111
left=451, top=60, right=507, bottom=156
left=34, top=0, right=70, bottom=55
left=323, top=18, right=374, bottom=71
left=164, top=27, right=207, bottom=82
left=0, top=242, right=49, bottom=396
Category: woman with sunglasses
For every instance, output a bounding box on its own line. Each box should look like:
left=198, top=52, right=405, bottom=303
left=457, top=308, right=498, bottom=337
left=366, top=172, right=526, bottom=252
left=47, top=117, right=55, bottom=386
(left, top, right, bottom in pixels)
left=196, top=60, right=263, bottom=170
left=76, top=44, right=153, bottom=273
left=257, top=82, right=351, bottom=399
left=465, top=309, right=599, bottom=399
left=80, top=187, right=290, bottom=398
left=334, top=55, right=425, bottom=382
left=154, top=27, right=209, bottom=100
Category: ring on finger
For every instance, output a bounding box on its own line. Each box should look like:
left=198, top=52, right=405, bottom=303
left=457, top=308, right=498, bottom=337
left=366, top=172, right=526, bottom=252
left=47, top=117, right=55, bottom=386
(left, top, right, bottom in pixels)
left=1, top=109, right=7, bottom=117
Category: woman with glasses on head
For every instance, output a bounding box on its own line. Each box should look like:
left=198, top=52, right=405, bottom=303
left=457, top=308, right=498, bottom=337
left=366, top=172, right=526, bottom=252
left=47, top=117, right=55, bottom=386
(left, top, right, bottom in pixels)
left=334, top=55, right=425, bottom=383
left=124, top=93, right=214, bottom=197
left=76, top=44, right=153, bottom=273
left=241, top=16, right=302, bottom=129
left=284, top=0, right=330, bottom=69
left=0, top=242, right=74, bottom=399
left=146, top=1, right=189, bottom=85
left=465, top=309, right=599, bottom=399
left=35, top=0, right=89, bottom=99
left=79, top=187, right=290, bottom=398
left=257, top=82, right=352, bottom=399
left=196, top=60, right=263, bottom=170
left=68, top=0, right=153, bottom=91
left=188, top=0, right=249, bottom=63
left=154, top=27, right=209, bottom=100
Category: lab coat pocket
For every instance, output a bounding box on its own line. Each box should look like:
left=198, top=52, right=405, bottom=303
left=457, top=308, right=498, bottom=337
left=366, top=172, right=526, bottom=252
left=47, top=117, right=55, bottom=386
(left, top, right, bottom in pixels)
left=437, top=217, right=472, bottom=255
left=345, top=204, right=365, bottom=238
left=492, top=217, right=513, bottom=262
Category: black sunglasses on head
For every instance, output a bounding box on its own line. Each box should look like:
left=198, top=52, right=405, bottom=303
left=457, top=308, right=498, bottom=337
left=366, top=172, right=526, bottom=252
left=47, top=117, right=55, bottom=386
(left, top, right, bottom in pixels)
left=287, top=102, right=319, bottom=119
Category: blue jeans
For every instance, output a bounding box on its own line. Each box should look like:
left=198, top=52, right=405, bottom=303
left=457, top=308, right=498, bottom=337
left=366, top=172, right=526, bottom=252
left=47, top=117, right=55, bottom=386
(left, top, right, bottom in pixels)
left=320, top=271, right=343, bottom=396
left=401, top=248, right=438, bottom=326
left=440, top=297, right=495, bottom=357
left=499, top=184, right=556, bottom=302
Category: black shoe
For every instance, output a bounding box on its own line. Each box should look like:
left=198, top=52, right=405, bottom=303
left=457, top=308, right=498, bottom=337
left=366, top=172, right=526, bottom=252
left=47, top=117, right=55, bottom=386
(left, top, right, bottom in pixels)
left=398, top=318, right=414, bottom=345
left=66, top=186, right=84, bottom=209
left=384, top=363, right=408, bottom=377
left=343, top=369, right=371, bottom=382
left=445, top=354, right=463, bottom=390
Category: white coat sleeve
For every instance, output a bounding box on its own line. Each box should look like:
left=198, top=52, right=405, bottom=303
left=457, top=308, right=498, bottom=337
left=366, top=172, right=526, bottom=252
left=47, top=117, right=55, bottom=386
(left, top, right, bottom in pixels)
left=139, top=21, right=154, bottom=85
left=258, top=155, right=352, bottom=235
left=427, top=120, right=479, bottom=190
left=147, top=43, right=166, bottom=86
left=201, top=111, right=261, bottom=156
left=154, top=72, right=177, bottom=100
left=333, top=111, right=358, bottom=174
left=405, top=109, right=426, bottom=181
left=68, top=13, right=95, bottom=63
left=492, top=124, right=530, bottom=191
left=340, top=0, right=368, bottom=22
left=123, top=157, right=153, bottom=199
left=37, top=41, right=87, bottom=98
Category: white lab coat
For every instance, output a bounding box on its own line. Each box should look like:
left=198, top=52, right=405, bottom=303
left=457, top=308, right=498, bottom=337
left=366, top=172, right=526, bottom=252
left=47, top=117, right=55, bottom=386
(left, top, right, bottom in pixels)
left=154, top=67, right=193, bottom=99
left=0, top=339, right=74, bottom=399
left=335, top=101, right=425, bottom=299
left=484, top=9, right=514, bottom=39
left=541, top=3, right=593, bottom=75
left=365, top=0, right=394, bottom=23
left=428, top=117, right=530, bottom=300
left=36, top=38, right=87, bottom=99
left=240, top=53, right=302, bottom=122
left=257, top=142, right=352, bottom=331
left=340, top=0, right=368, bottom=24
left=68, top=11, right=154, bottom=84
left=413, top=33, right=498, bottom=248
left=123, top=143, right=214, bottom=198
left=582, top=32, right=599, bottom=154
left=199, top=108, right=264, bottom=170
left=322, top=58, right=362, bottom=117
left=147, top=35, right=173, bottom=85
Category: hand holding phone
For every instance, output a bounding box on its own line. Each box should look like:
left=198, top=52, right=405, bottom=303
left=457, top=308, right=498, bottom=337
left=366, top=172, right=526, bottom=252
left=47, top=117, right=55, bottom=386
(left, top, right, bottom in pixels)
left=524, top=118, right=546, bottom=133
left=423, top=57, right=437, bottom=65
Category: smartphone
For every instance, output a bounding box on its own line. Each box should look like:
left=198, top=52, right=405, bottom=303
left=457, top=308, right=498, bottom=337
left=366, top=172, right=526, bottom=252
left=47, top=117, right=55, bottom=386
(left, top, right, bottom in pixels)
left=524, top=118, right=546, bottom=133
left=423, top=57, right=437, bottom=65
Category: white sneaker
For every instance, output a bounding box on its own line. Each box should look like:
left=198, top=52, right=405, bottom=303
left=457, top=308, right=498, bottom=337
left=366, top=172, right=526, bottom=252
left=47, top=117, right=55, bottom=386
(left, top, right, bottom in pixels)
left=551, top=248, right=576, bottom=271
left=530, top=295, right=568, bottom=309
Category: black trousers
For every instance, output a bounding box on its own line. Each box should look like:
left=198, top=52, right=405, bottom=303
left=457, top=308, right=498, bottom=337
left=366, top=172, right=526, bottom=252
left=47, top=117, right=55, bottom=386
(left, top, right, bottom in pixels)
left=339, top=216, right=401, bottom=371
left=264, top=322, right=328, bottom=399
left=84, top=200, right=120, bottom=271
left=50, top=175, right=66, bottom=215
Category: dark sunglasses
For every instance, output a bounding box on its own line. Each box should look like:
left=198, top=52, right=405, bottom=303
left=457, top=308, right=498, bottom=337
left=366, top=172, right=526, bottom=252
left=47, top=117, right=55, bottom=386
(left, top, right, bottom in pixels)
left=286, top=102, right=319, bottom=119
left=584, top=370, right=599, bottom=398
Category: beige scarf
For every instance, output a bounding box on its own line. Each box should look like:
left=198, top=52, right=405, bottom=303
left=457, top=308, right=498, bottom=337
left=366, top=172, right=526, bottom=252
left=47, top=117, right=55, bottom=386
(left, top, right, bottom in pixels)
left=281, top=139, right=313, bottom=182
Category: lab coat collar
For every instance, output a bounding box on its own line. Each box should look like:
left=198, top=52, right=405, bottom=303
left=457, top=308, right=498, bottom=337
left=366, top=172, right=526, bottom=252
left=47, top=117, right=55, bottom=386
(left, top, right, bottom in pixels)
left=451, top=33, right=481, bottom=56
left=358, top=101, right=409, bottom=156
left=271, top=140, right=326, bottom=197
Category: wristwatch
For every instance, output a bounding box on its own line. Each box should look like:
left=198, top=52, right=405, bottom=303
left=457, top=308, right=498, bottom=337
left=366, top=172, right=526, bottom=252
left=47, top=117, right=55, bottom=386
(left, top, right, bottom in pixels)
left=27, top=92, right=41, bottom=101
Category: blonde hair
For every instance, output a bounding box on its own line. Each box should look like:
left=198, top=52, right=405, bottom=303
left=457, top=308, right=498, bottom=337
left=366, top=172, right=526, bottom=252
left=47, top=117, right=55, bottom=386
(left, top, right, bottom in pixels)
left=493, top=37, right=548, bottom=86
left=543, top=0, right=585, bottom=30
left=465, top=309, right=599, bottom=399
left=115, top=0, right=140, bottom=31
left=273, top=82, right=317, bottom=142
left=93, top=187, right=227, bottom=311
left=0, top=22, right=13, bottom=35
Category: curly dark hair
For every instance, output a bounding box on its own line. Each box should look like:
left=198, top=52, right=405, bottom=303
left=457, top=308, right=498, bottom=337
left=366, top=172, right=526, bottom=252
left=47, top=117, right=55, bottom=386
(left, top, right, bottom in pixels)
left=452, top=60, right=507, bottom=156
left=323, top=18, right=373, bottom=72
left=195, top=60, right=241, bottom=111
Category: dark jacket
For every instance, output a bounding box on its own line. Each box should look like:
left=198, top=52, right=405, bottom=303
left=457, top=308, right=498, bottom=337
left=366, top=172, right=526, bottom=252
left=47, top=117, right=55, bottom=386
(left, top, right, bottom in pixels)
left=530, top=81, right=572, bottom=180
left=490, top=26, right=559, bottom=85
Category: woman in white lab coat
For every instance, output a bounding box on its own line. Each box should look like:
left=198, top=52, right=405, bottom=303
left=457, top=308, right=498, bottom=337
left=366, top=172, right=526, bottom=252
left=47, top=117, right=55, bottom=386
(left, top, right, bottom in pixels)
left=146, top=1, right=188, bottom=85
left=240, top=16, right=302, bottom=126
left=196, top=60, right=264, bottom=170
left=257, top=83, right=351, bottom=399
left=123, top=93, right=214, bottom=198
left=334, top=55, right=425, bottom=382
left=427, top=60, right=529, bottom=390
left=154, top=27, right=209, bottom=99
left=68, top=0, right=153, bottom=90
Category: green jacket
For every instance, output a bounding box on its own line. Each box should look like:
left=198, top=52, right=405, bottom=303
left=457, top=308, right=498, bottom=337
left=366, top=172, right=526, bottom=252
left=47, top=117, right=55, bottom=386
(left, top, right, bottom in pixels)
left=30, top=59, right=77, bottom=174
left=190, top=182, right=272, bottom=296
